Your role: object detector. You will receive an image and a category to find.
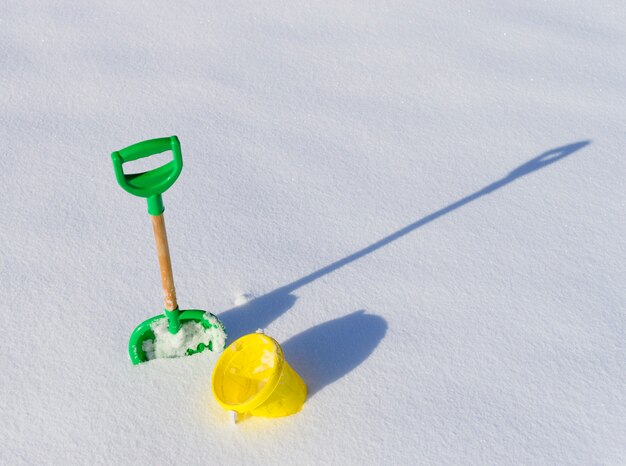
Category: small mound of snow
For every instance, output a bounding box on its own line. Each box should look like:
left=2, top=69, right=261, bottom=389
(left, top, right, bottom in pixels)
left=233, top=293, right=255, bottom=306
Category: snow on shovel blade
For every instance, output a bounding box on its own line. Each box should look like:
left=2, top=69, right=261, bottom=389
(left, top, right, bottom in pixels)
left=129, top=310, right=227, bottom=364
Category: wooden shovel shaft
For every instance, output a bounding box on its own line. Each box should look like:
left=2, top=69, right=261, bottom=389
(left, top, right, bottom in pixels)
left=151, top=214, right=178, bottom=311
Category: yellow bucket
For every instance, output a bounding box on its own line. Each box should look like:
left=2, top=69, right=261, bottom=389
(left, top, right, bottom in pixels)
left=211, top=333, right=307, bottom=418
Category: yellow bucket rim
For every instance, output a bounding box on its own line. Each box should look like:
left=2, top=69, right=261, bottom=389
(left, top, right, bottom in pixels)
left=211, top=333, right=285, bottom=413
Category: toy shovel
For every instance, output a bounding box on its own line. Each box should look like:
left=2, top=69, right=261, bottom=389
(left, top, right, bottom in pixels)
left=111, top=136, right=226, bottom=364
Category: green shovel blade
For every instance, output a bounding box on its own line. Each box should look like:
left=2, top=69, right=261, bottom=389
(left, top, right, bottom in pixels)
left=129, top=310, right=227, bottom=365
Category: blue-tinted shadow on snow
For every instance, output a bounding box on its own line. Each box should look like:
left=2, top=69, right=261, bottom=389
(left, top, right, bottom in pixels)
left=282, top=310, right=388, bottom=397
left=220, top=291, right=299, bottom=342
left=219, top=140, right=591, bottom=342
left=277, top=140, right=592, bottom=296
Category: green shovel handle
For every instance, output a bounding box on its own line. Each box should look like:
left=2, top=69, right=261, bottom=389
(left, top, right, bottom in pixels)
left=111, top=136, right=183, bottom=215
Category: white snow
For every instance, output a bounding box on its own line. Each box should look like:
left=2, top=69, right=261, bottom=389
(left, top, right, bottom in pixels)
left=2, top=0, right=626, bottom=464
left=141, top=316, right=226, bottom=360
left=234, top=292, right=255, bottom=306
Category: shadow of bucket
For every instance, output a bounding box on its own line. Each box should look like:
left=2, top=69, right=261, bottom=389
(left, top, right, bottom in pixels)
left=212, top=333, right=307, bottom=419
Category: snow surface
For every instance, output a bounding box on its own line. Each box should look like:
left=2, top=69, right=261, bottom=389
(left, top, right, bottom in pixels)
left=2, top=1, right=626, bottom=464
